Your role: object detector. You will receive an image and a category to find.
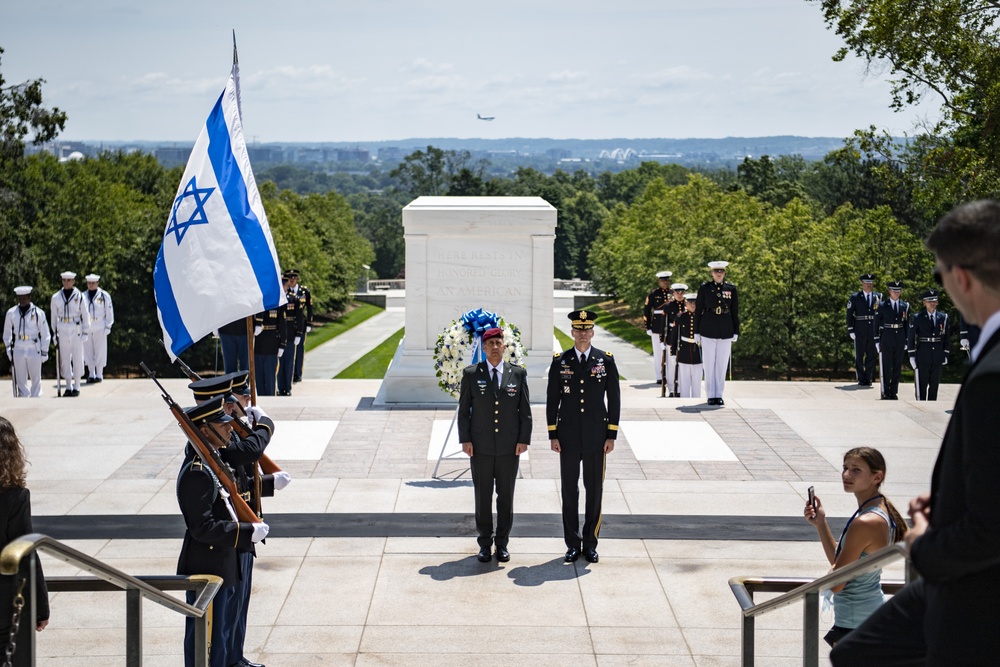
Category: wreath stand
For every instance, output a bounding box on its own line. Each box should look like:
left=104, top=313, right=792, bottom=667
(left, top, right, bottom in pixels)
left=432, top=406, right=468, bottom=480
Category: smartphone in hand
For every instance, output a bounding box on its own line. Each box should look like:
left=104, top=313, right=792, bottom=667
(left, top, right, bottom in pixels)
left=807, top=486, right=816, bottom=508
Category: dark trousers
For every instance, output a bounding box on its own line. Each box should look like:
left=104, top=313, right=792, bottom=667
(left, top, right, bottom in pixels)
left=559, top=447, right=606, bottom=551
left=470, top=453, right=519, bottom=549
left=277, top=339, right=296, bottom=394
left=294, top=331, right=306, bottom=381
left=185, top=585, right=235, bottom=667
left=254, top=354, right=277, bottom=396
left=854, top=332, right=877, bottom=384
left=830, top=578, right=930, bottom=666
left=915, top=361, right=943, bottom=400
left=227, top=551, right=254, bottom=663
left=880, top=334, right=905, bottom=398
left=220, top=333, right=249, bottom=374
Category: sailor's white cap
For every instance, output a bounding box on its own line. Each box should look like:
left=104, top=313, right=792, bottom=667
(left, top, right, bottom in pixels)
left=60, top=271, right=76, bottom=280
left=14, top=286, right=32, bottom=296
left=85, top=274, right=100, bottom=282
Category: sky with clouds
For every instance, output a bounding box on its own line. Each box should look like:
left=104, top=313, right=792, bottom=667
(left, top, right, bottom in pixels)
left=1, top=0, right=941, bottom=143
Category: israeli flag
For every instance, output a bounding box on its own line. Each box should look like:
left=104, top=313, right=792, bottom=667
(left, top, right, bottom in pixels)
left=154, top=60, right=285, bottom=360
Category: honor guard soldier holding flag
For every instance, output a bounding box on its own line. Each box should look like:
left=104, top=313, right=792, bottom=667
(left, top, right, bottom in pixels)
left=83, top=274, right=114, bottom=383
left=547, top=310, right=621, bottom=564
left=875, top=280, right=909, bottom=400
left=643, top=270, right=673, bottom=386
left=3, top=286, right=51, bottom=397
left=695, top=261, right=739, bottom=406
left=50, top=271, right=91, bottom=396
left=286, top=270, right=312, bottom=383
left=847, top=273, right=880, bottom=387
left=908, top=289, right=951, bottom=401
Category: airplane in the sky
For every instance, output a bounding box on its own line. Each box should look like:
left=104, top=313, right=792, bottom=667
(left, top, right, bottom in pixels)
left=477, top=113, right=495, bottom=121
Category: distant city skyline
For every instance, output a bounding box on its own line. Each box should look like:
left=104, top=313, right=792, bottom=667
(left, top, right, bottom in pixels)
left=2, top=0, right=940, bottom=143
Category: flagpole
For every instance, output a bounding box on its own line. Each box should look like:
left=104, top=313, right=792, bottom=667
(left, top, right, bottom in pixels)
left=233, top=29, right=238, bottom=65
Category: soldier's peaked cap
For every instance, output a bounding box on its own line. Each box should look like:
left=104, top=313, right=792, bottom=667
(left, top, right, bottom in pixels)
left=188, top=375, right=234, bottom=400
left=670, top=283, right=688, bottom=291
left=707, top=261, right=729, bottom=270
left=684, top=293, right=698, bottom=301
left=921, top=289, right=940, bottom=302
left=230, top=371, right=251, bottom=395
left=860, top=273, right=875, bottom=282
left=656, top=270, right=672, bottom=279
left=13, top=286, right=31, bottom=296
left=569, top=310, right=596, bottom=330
left=284, top=269, right=299, bottom=278
left=887, top=280, right=904, bottom=290
left=184, top=396, right=233, bottom=425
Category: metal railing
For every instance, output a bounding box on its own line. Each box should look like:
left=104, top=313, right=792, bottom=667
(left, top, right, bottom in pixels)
left=0, top=533, right=223, bottom=666
left=363, top=278, right=598, bottom=292
left=729, top=543, right=914, bottom=666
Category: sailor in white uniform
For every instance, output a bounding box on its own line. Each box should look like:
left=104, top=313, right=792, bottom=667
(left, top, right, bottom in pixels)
left=83, top=273, right=114, bottom=383
left=50, top=271, right=91, bottom=397
left=3, top=286, right=51, bottom=397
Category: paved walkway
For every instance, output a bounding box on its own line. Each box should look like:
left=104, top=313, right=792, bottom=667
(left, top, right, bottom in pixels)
left=0, top=371, right=952, bottom=665
left=301, top=307, right=404, bottom=379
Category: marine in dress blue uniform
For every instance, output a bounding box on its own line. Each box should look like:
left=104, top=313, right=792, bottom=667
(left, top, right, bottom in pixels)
left=875, top=280, right=909, bottom=400
left=694, top=261, right=739, bottom=406
left=643, top=270, right=672, bottom=384
left=846, top=273, right=881, bottom=387
left=907, top=290, right=951, bottom=401
left=664, top=283, right=688, bottom=396
left=547, top=310, right=620, bottom=564
left=668, top=293, right=704, bottom=398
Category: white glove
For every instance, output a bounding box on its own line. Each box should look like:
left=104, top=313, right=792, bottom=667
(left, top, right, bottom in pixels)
left=251, top=522, right=270, bottom=543
left=306, top=326, right=312, bottom=333
left=646, top=330, right=652, bottom=335
left=694, top=334, right=702, bottom=345
left=5, top=348, right=10, bottom=361
left=273, top=471, right=292, bottom=490
left=732, top=334, right=738, bottom=343
left=294, top=336, right=301, bottom=346
left=277, top=348, right=285, bottom=358
left=942, top=357, right=948, bottom=366
left=254, top=325, right=263, bottom=337
left=105, top=326, right=112, bottom=334
left=246, top=405, right=268, bottom=423
left=961, top=338, right=970, bottom=350
left=909, top=357, right=917, bottom=370
left=849, top=332, right=856, bottom=341
left=211, top=329, right=219, bottom=339
left=52, top=334, right=58, bottom=345
left=82, top=334, right=89, bottom=342
left=41, top=351, right=48, bottom=360
left=876, top=344, right=881, bottom=354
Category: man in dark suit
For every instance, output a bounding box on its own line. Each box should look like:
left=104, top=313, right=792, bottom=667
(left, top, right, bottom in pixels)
left=831, top=199, right=1000, bottom=665
left=458, top=327, right=532, bottom=563
left=547, top=310, right=621, bottom=564
left=875, top=280, right=910, bottom=400
left=846, top=273, right=881, bottom=386
left=176, top=397, right=269, bottom=667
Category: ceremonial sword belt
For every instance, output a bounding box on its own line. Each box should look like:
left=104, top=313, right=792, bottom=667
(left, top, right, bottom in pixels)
left=714, top=306, right=729, bottom=315
left=882, top=323, right=904, bottom=329
left=261, top=325, right=277, bottom=331
left=918, top=337, right=942, bottom=343
left=854, top=315, right=875, bottom=320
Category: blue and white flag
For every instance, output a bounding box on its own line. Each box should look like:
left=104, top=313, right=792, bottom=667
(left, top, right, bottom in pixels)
left=154, top=60, right=285, bottom=360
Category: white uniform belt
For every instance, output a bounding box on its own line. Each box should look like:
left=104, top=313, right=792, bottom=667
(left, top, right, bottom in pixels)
left=854, top=315, right=875, bottom=320
left=882, top=324, right=904, bottom=329
left=918, top=337, right=942, bottom=343
left=681, top=336, right=697, bottom=343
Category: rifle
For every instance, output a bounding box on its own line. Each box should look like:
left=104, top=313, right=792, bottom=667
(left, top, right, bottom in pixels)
left=141, top=362, right=261, bottom=525
left=8, top=335, right=16, bottom=398
left=54, top=334, right=61, bottom=397
left=173, top=354, right=282, bottom=475
left=660, top=329, right=668, bottom=398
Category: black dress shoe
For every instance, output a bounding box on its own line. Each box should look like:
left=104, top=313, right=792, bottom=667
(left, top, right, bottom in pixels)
left=239, top=659, right=266, bottom=667
left=717, top=398, right=725, bottom=406
left=477, top=546, right=491, bottom=563
left=496, top=547, right=510, bottom=562
left=564, top=547, right=580, bottom=562
left=584, top=548, right=599, bottom=563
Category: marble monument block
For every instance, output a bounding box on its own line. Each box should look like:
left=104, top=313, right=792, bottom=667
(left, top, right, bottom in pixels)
left=379, top=196, right=557, bottom=404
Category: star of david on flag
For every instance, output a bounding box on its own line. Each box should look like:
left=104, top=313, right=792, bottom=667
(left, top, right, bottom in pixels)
left=154, top=57, right=286, bottom=360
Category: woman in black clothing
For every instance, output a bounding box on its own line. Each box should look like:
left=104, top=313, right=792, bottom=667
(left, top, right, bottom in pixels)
left=0, top=416, right=48, bottom=665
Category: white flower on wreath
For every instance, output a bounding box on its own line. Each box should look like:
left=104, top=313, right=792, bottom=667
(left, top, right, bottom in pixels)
left=433, top=316, right=526, bottom=398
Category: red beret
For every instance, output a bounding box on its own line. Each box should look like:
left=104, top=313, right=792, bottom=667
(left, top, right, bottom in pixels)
left=482, top=327, right=504, bottom=342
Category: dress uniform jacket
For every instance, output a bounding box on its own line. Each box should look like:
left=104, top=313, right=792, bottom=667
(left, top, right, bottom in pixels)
left=907, top=310, right=950, bottom=400
left=642, top=288, right=671, bottom=335
left=3, top=304, right=51, bottom=397
left=664, top=299, right=686, bottom=353
left=669, top=312, right=702, bottom=365
left=694, top=280, right=740, bottom=339
left=847, top=290, right=881, bottom=384
left=876, top=298, right=910, bottom=399
left=253, top=308, right=286, bottom=355
left=457, top=361, right=532, bottom=455
left=546, top=347, right=621, bottom=450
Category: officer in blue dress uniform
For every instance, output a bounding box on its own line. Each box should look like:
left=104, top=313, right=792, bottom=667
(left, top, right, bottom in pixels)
left=276, top=273, right=303, bottom=396
left=907, top=289, right=951, bottom=401
left=846, top=273, right=881, bottom=386
left=287, top=270, right=312, bottom=383
left=875, top=280, right=909, bottom=400
left=547, top=310, right=620, bottom=564
left=253, top=306, right=286, bottom=396
left=176, top=397, right=269, bottom=667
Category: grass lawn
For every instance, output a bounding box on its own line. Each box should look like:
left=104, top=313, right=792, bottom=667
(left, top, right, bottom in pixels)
left=335, top=327, right=404, bottom=378
left=554, top=326, right=574, bottom=351
left=588, top=302, right=653, bottom=354
left=305, top=302, right=383, bottom=352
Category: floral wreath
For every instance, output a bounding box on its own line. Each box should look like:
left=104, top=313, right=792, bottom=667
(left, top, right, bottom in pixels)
left=433, top=308, right=526, bottom=398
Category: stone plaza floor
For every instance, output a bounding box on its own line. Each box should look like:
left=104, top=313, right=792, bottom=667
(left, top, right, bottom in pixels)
left=0, top=374, right=953, bottom=666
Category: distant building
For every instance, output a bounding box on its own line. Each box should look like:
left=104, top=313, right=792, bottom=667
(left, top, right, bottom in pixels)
left=377, top=147, right=404, bottom=161
left=335, top=148, right=370, bottom=162
left=154, top=146, right=192, bottom=168
left=546, top=148, right=571, bottom=160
